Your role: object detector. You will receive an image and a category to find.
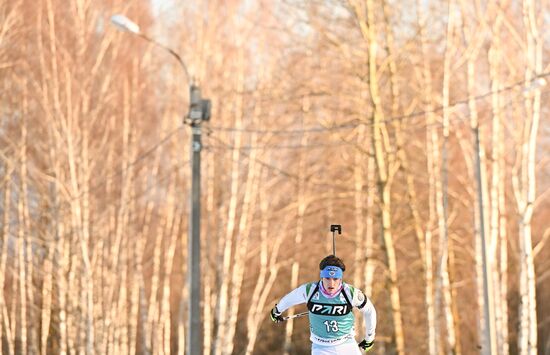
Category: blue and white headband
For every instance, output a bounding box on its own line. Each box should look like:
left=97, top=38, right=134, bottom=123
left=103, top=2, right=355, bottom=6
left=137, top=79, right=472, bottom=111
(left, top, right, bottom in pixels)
left=320, top=266, right=343, bottom=279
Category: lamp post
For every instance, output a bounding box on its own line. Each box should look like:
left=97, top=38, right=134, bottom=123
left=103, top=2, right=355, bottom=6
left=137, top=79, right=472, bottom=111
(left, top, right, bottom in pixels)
left=472, top=122, right=496, bottom=355
left=111, top=15, right=210, bottom=355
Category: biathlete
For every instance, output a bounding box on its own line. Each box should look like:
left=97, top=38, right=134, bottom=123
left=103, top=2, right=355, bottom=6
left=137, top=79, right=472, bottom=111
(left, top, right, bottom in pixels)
left=270, top=255, right=377, bottom=354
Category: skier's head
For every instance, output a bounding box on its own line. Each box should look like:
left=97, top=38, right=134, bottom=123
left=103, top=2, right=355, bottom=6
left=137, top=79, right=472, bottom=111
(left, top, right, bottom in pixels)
left=319, top=255, right=345, bottom=295
left=319, top=255, right=346, bottom=275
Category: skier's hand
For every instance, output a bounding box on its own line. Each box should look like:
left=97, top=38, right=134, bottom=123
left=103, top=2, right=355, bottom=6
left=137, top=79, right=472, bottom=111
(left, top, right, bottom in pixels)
left=358, top=339, right=374, bottom=352
left=270, top=305, right=284, bottom=323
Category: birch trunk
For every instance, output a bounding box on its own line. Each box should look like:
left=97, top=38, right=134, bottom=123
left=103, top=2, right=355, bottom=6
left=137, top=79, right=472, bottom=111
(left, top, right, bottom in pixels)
left=72, top=1, right=95, bottom=350
left=116, top=121, right=138, bottom=355
left=427, top=111, right=443, bottom=350
left=136, top=124, right=165, bottom=354
left=106, top=77, right=134, bottom=354
left=200, top=37, right=225, bottom=355
left=439, top=1, right=460, bottom=353
left=63, top=64, right=93, bottom=354
left=1, top=162, right=14, bottom=354
left=54, top=194, right=69, bottom=355
left=440, top=0, right=462, bottom=355
left=416, top=6, right=452, bottom=353
left=38, top=0, right=68, bottom=352
left=40, top=179, right=54, bottom=355
left=23, top=132, right=37, bottom=355
left=63, top=219, right=78, bottom=354
left=17, top=116, right=28, bottom=355
left=98, top=129, right=115, bottom=355
left=382, top=1, right=437, bottom=353
left=381, top=0, right=426, bottom=281
left=224, top=93, right=263, bottom=355
left=128, top=190, right=143, bottom=355
left=363, top=155, right=376, bottom=296
left=283, top=130, right=308, bottom=355
left=214, top=45, right=245, bottom=355
left=497, top=132, right=509, bottom=355
left=244, top=170, right=283, bottom=355
left=344, top=0, right=380, bottom=310
left=131, top=128, right=164, bottom=355
left=515, top=0, right=542, bottom=353
left=114, top=243, right=129, bottom=355
left=159, top=181, right=179, bottom=355
left=148, top=195, right=165, bottom=354
left=224, top=144, right=260, bottom=355
left=9, top=279, right=16, bottom=354
left=80, top=96, right=94, bottom=355
left=353, top=123, right=366, bottom=288
left=488, top=5, right=509, bottom=353
left=365, top=0, right=404, bottom=352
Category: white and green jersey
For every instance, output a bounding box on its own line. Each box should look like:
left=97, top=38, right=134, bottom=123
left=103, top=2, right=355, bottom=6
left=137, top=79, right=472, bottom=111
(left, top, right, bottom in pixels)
left=276, top=281, right=376, bottom=347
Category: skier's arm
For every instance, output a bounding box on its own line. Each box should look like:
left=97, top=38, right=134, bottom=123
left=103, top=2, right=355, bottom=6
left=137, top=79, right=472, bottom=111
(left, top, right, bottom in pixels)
left=352, top=289, right=377, bottom=342
left=359, top=297, right=376, bottom=342
left=275, top=283, right=309, bottom=313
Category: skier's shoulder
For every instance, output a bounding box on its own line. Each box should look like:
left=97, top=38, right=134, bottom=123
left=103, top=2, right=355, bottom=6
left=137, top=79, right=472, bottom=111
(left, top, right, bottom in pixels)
left=303, top=281, right=320, bottom=297
left=342, top=282, right=358, bottom=296
left=342, top=283, right=368, bottom=307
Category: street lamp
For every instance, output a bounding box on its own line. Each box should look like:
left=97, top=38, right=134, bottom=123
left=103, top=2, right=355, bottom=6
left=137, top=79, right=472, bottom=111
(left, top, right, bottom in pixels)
left=472, top=123, right=496, bottom=355
left=111, top=14, right=210, bottom=355
left=110, top=15, right=192, bottom=83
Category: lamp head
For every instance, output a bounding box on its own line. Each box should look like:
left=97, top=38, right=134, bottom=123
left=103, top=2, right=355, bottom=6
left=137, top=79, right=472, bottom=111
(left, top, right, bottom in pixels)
left=110, top=14, right=140, bottom=34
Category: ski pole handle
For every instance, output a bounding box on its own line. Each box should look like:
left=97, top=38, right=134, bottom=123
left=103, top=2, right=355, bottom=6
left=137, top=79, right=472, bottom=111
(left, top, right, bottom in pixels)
left=282, top=311, right=308, bottom=321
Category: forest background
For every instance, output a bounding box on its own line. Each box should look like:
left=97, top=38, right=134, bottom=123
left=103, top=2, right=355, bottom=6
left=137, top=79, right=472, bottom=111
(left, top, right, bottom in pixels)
left=0, top=0, right=549, bottom=354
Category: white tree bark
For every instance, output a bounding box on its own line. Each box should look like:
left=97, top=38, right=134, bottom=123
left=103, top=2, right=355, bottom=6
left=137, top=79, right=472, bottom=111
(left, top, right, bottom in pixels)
left=244, top=170, right=284, bottom=355
left=17, top=115, right=29, bottom=355
left=283, top=126, right=309, bottom=355
left=214, top=50, right=245, bottom=355
left=224, top=81, right=263, bottom=354
left=364, top=0, right=405, bottom=352
left=1, top=161, right=14, bottom=354
left=515, top=0, right=542, bottom=353
left=487, top=4, right=509, bottom=353
left=353, top=123, right=366, bottom=289
left=224, top=137, right=260, bottom=355
left=440, top=1, right=460, bottom=353
left=416, top=2, right=456, bottom=353
left=159, top=181, right=179, bottom=355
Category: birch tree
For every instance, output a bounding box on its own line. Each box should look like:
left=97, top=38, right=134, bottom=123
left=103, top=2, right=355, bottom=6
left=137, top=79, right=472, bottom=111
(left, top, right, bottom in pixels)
left=346, top=0, right=405, bottom=353
left=244, top=169, right=285, bottom=355
left=214, top=62, right=245, bottom=355
left=415, top=1, right=459, bottom=353
left=515, top=0, right=543, bottom=353
left=487, top=2, right=510, bottom=353
left=224, top=106, right=262, bottom=355
left=1, top=0, right=550, bottom=353
left=0, top=158, right=15, bottom=355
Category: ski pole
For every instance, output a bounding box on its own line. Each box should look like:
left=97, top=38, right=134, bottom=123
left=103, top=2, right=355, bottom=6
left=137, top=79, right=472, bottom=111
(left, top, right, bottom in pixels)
left=330, top=224, right=342, bottom=255
left=283, top=311, right=308, bottom=321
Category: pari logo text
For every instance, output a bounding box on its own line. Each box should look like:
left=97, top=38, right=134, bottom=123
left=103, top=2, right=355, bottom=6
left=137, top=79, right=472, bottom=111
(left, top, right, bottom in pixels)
left=309, top=303, right=350, bottom=315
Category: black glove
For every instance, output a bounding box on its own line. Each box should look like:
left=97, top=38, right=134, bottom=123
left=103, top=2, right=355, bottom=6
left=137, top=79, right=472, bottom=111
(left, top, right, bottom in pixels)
left=270, top=305, right=284, bottom=323
left=358, top=339, right=374, bottom=352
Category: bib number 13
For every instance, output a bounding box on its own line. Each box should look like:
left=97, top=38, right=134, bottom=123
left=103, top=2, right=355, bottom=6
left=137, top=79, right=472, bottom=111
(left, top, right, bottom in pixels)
left=323, top=320, right=339, bottom=332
